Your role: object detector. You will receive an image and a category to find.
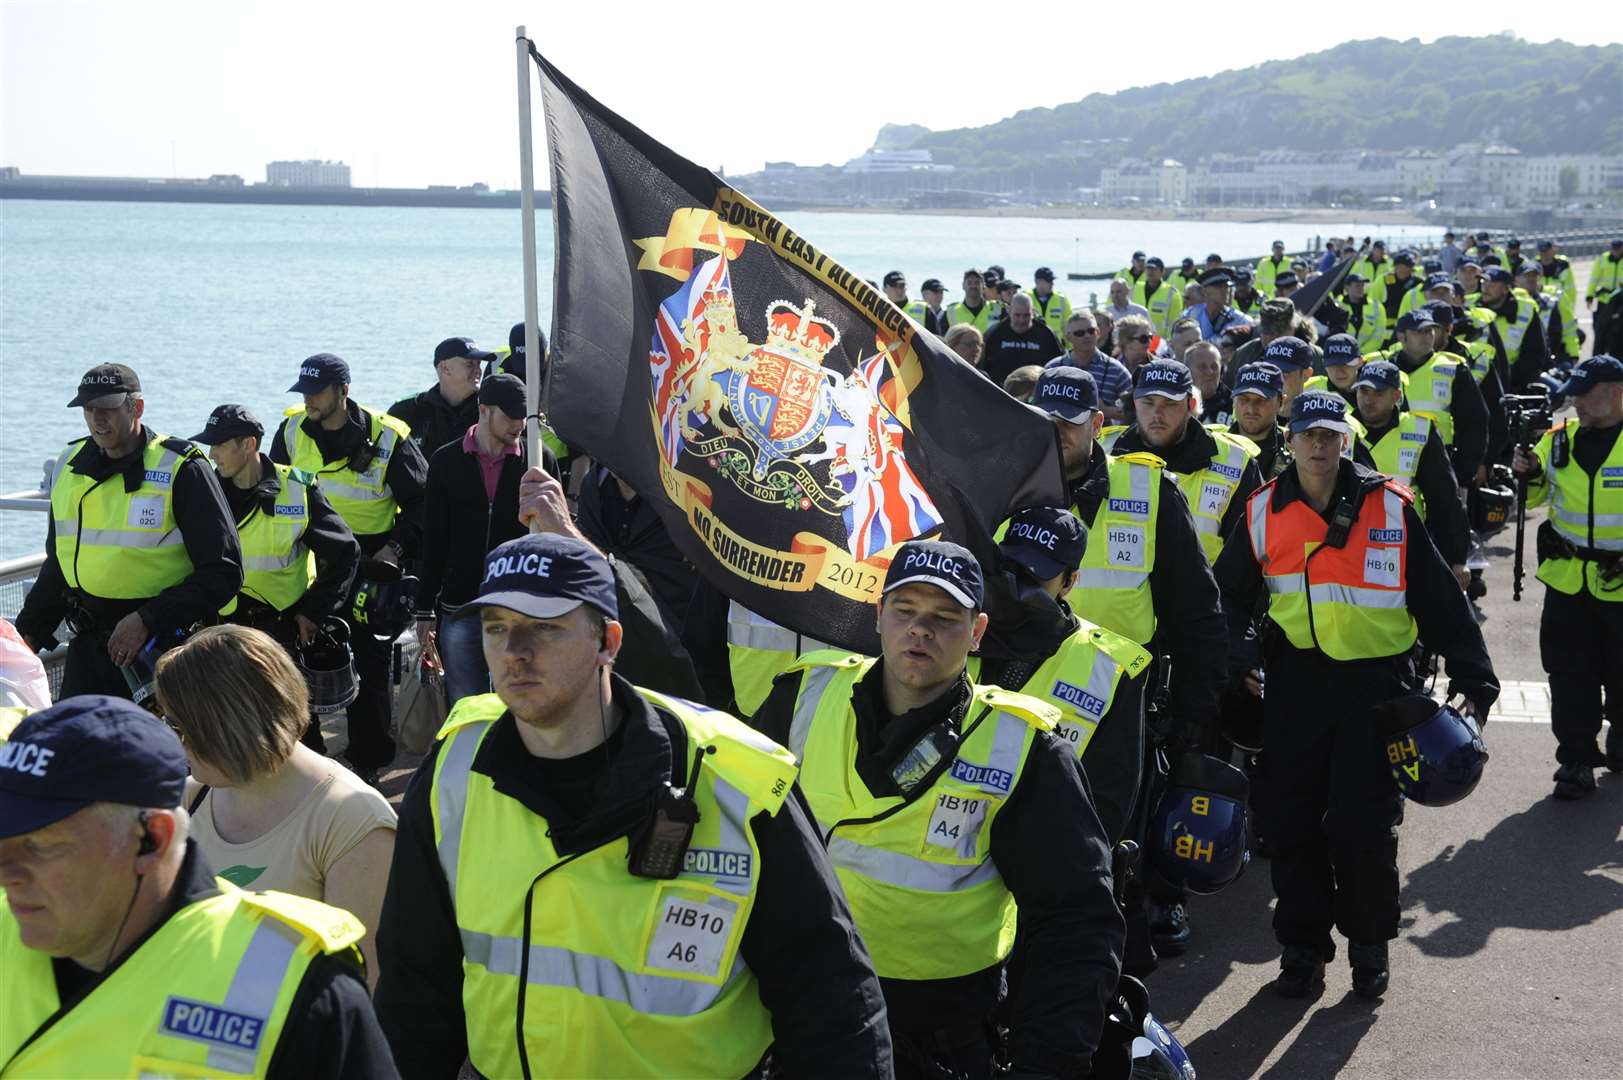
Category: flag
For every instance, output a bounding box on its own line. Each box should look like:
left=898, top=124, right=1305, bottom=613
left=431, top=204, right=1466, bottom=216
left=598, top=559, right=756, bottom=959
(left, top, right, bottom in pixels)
left=532, top=48, right=1063, bottom=653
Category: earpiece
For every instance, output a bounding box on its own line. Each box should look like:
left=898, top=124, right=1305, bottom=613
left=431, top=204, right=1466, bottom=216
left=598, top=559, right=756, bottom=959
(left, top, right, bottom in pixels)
left=136, top=811, right=157, bottom=856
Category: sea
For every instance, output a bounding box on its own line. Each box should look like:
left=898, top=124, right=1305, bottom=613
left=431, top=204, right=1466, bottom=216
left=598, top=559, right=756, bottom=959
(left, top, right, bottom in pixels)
left=0, top=198, right=1443, bottom=559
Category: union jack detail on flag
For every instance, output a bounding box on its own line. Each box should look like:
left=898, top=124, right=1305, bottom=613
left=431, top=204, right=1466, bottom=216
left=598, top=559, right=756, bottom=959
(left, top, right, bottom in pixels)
left=832, top=350, right=943, bottom=561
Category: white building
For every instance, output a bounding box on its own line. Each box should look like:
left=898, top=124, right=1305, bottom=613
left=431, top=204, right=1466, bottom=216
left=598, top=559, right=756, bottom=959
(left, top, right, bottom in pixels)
left=265, top=160, right=352, bottom=187
left=842, top=149, right=945, bottom=174
left=1100, top=159, right=1187, bottom=204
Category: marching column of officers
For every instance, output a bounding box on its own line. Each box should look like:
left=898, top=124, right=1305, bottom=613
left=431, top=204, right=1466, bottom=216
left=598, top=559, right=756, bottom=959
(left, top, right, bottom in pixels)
left=5, top=285, right=1621, bottom=1075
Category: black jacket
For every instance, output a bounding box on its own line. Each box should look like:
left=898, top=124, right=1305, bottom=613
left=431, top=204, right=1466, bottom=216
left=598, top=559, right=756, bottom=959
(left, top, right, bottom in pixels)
left=1067, top=442, right=1227, bottom=738
left=387, top=385, right=479, bottom=463
left=751, top=662, right=1124, bottom=1075
left=981, top=319, right=1063, bottom=385
left=1213, top=459, right=1499, bottom=712
left=1355, top=413, right=1469, bottom=566
left=40, top=842, right=395, bottom=1080
left=223, top=454, right=360, bottom=620
left=1393, top=349, right=1490, bottom=485
left=17, top=428, right=243, bottom=648
left=577, top=466, right=697, bottom=631
left=269, top=400, right=428, bottom=557
left=415, top=437, right=537, bottom=612
left=373, top=674, right=893, bottom=1080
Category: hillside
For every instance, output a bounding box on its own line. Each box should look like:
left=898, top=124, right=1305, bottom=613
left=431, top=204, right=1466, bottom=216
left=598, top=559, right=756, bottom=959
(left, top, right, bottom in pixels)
left=901, top=35, right=1621, bottom=169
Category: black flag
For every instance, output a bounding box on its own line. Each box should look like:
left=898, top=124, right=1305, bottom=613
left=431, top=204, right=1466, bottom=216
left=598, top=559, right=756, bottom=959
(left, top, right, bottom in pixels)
left=533, top=49, right=1063, bottom=653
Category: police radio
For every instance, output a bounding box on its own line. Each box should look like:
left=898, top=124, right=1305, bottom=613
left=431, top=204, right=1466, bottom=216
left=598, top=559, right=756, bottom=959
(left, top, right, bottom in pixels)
left=1323, top=497, right=1359, bottom=549
left=628, top=746, right=711, bottom=880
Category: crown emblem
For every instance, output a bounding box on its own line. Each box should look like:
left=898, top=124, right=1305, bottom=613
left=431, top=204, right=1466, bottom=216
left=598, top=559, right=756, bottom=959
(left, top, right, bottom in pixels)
left=761, top=299, right=840, bottom=367
left=700, top=285, right=737, bottom=337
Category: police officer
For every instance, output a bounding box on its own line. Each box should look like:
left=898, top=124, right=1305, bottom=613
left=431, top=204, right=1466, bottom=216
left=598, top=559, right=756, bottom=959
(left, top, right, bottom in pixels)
left=1350, top=363, right=1471, bottom=585
left=751, top=539, right=1123, bottom=1078
left=1535, top=240, right=1582, bottom=360
left=1187, top=269, right=1251, bottom=342
left=1028, top=266, right=1073, bottom=342
left=1119, top=250, right=1148, bottom=290
left=1029, top=367, right=1225, bottom=962
left=388, top=336, right=496, bottom=460
left=1253, top=240, right=1290, bottom=296
left=0, top=696, right=394, bottom=1077
left=1216, top=391, right=1498, bottom=999
left=1589, top=239, right=1623, bottom=357
left=1134, top=257, right=1184, bottom=338
left=1232, top=268, right=1266, bottom=318
left=269, top=353, right=429, bottom=783
left=1102, top=359, right=1264, bottom=563
left=1389, top=310, right=1490, bottom=489
left=904, top=278, right=951, bottom=337
left=1338, top=273, right=1386, bottom=354
left=193, top=405, right=359, bottom=648
left=1377, top=250, right=1423, bottom=330
left=883, top=270, right=909, bottom=308
left=15, top=365, right=242, bottom=698
left=374, top=534, right=891, bottom=1079
left=1511, top=356, right=1623, bottom=800
left=1478, top=266, right=1550, bottom=391
left=975, top=506, right=1152, bottom=844
left=1516, top=264, right=1573, bottom=367
left=948, top=268, right=1002, bottom=334
left=1218, top=362, right=1290, bottom=479
left=1303, top=333, right=1363, bottom=406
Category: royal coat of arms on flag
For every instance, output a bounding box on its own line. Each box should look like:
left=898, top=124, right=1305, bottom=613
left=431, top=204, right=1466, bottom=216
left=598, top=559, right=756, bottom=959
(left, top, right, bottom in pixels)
left=533, top=49, right=1062, bottom=651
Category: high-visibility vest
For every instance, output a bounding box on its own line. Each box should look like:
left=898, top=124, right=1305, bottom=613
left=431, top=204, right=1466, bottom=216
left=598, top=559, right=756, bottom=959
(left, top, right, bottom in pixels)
left=226, top=463, right=317, bottom=614
left=49, top=434, right=197, bottom=600
left=1461, top=337, right=1495, bottom=384
left=1540, top=259, right=1581, bottom=354
left=947, top=299, right=1003, bottom=334
left=430, top=691, right=797, bottom=1079
left=1027, top=289, right=1074, bottom=341
left=725, top=600, right=833, bottom=717
left=1071, top=452, right=1165, bottom=645
left=1360, top=413, right=1436, bottom=520
left=0, top=885, right=364, bottom=1078
left=278, top=406, right=409, bottom=537
left=1397, top=353, right=1464, bottom=446
left=1244, top=478, right=1419, bottom=660
left=1585, top=253, right=1622, bottom=303
left=1100, top=429, right=1256, bottom=562
left=1253, top=255, right=1290, bottom=295
left=968, top=620, right=1150, bottom=758
left=1350, top=258, right=1391, bottom=305
left=784, top=652, right=1057, bottom=981
left=1340, top=294, right=1386, bottom=352
left=1138, top=282, right=1184, bottom=338
left=1167, top=270, right=1198, bottom=297
left=1492, top=296, right=1538, bottom=371
left=1526, top=419, right=1623, bottom=602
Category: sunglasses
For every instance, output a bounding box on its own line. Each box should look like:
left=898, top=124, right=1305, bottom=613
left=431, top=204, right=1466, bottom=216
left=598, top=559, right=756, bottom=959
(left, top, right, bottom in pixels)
left=1130, top=334, right=1153, bottom=344
left=1069, top=327, right=1097, bottom=337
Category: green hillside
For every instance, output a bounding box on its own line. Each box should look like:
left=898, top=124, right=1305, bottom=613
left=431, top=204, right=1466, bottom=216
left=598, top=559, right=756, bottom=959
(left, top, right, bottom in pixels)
left=904, top=35, right=1622, bottom=169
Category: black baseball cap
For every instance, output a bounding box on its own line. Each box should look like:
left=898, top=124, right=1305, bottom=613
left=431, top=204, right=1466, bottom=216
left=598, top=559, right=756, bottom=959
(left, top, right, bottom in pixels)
left=1131, top=250, right=1147, bottom=260
left=1482, top=254, right=1503, bottom=267
left=288, top=353, right=350, bottom=393
left=68, top=363, right=142, bottom=408
left=1425, top=272, right=1453, bottom=292
left=921, top=278, right=944, bottom=293
left=1034, top=266, right=1056, bottom=282
left=509, top=321, right=549, bottom=354
left=986, top=265, right=1005, bottom=278
left=1517, top=263, right=1542, bottom=277
left=1145, top=257, right=1165, bottom=270
left=434, top=336, right=496, bottom=367
left=1031, top=366, right=1099, bottom=423
left=1262, top=336, right=1312, bottom=373
left=191, top=403, right=264, bottom=444
left=1134, top=360, right=1194, bottom=400
left=1233, top=362, right=1285, bottom=399
left=1422, top=258, right=1442, bottom=273
left=1459, top=257, right=1481, bottom=270
left=1274, top=275, right=1300, bottom=291
left=1371, top=240, right=1387, bottom=249
left=478, top=373, right=527, bottom=421
left=1505, top=237, right=1521, bottom=248
left=999, top=506, right=1088, bottom=581
left=1482, top=267, right=1515, bottom=285
left=883, top=540, right=984, bottom=611
left=471, top=534, right=619, bottom=621
left=1344, top=272, right=1369, bottom=284
left=1180, top=257, right=1196, bottom=268
left=1288, top=391, right=1352, bottom=435
left=1352, top=360, right=1404, bottom=392
left=1323, top=334, right=1361, bottom=366
left=1392, top=250, right=1415, bottom=266
left=982, top=267, right=1002, bottom=285
left=1233, top=268, right=1254, bottom=285
left=1476, top=231, right=1492, bottom=241
left=997, top=279, right=1020, bottom=293
left=1555, top=355, right=1623, bottom=398
left=0, top=696, right=188, bottom=839
left=963, top=267, right=984, bottom=281
left=1393, top=311, right=1436, bottom=334
left=1199, top=269, right=1233, bottom=287
left=1271, top=239, right=1286, bottom=250
left=1536, top=239, right=1554, bottom=251
left=1205, top=253, right=1223, bottom=264
left=1422, top=300, right=1457, bottom=325
left=883, top=270, right=906, bottom=287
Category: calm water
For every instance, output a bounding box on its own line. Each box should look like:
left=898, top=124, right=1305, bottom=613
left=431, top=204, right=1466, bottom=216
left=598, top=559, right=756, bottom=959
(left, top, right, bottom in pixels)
left=0, top=198, right=1441, bottom=558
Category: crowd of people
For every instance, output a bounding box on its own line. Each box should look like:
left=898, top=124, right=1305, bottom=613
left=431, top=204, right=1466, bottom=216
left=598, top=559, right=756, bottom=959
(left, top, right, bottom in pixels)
left=2, top=230, right=1620, bottom=1079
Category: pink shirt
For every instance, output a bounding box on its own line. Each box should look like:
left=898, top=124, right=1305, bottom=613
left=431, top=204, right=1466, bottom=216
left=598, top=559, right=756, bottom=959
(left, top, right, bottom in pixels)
left=462, top=425, right=519, bottom=503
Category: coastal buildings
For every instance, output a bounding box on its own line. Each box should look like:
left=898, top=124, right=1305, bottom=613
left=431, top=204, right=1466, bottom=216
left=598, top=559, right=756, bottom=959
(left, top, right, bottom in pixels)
left=265, top=159, right=351, bottom=187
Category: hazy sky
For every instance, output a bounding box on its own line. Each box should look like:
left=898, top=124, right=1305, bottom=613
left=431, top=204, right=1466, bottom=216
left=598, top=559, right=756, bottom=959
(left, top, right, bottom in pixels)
left=2, top=1, right=1617, bottom=189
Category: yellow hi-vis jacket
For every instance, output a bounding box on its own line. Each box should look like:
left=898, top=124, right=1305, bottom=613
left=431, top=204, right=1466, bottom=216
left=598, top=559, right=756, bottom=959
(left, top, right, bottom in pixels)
left=278, top=406, right=410, bottom=537
left=1525, top=419, right=1623, bottom=601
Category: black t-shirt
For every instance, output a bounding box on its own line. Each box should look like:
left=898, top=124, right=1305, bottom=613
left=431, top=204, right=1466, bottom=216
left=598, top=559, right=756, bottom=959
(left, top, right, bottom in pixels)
left=981, top=320, right=1063, bottom=385
left=1573, top=421, right=1622, bottom=476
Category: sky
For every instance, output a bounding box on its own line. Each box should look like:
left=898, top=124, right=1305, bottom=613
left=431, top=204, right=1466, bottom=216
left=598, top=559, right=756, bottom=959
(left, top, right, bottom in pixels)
left=1, top=0, right=1618, bottom=190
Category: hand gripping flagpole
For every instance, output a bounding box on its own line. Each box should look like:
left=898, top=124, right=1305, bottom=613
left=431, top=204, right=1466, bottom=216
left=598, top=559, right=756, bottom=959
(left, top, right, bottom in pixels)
left=515, top=25, right=544, bottom=469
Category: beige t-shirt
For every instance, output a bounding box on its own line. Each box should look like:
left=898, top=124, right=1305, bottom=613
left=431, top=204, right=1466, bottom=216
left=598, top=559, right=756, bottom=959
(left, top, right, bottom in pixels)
left=189, top=764, right=397, bottom=897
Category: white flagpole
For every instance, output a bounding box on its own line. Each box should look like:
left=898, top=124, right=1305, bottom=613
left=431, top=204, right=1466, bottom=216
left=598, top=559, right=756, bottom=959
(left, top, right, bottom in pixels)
left=514, top=24, right=543, bottom=468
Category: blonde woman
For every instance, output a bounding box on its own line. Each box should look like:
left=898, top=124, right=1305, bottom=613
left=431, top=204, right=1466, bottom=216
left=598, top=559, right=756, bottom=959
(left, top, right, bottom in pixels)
left=153, top=624, right=396, bottom=987
left=943, top=322, right=984, bottom=368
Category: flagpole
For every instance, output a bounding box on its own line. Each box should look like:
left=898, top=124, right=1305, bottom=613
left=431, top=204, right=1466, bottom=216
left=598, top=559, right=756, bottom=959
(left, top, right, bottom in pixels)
left=515, top=24, right=543, bottom=468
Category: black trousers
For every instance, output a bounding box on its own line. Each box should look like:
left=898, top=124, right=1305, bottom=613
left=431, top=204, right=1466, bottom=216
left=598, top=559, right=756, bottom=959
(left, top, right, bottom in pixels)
left=1540, top=584, right=1623, bottom=767
left=1254, top=647, right=1407, bottom=958
left=343, top=619, right=396, bottom=770
left=59, top=632, right=132, bottom=699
